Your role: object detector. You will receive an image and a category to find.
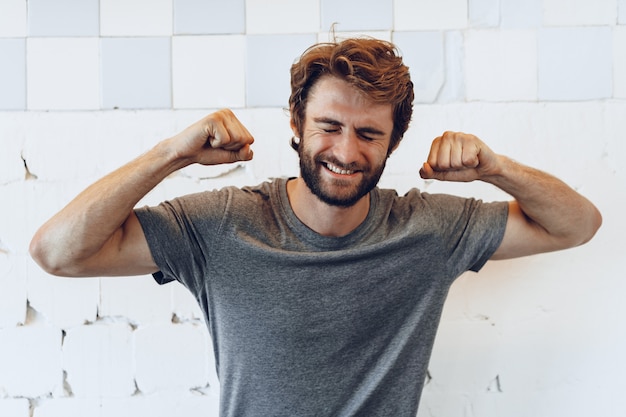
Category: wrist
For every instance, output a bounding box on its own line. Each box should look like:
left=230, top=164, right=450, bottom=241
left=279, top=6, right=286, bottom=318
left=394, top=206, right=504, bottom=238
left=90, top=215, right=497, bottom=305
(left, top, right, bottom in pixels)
left=480, top=154, right=511, bottom=184
left=154, top=136, right=194, bottom=173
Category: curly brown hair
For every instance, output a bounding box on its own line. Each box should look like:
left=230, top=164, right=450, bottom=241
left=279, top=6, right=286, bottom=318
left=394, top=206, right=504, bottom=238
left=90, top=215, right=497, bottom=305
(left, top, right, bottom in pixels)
left=289, top=38, right=414, bottom=155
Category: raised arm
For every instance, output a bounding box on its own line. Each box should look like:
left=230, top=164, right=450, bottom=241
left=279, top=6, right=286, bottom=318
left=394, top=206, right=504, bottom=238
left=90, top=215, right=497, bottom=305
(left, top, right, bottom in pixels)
left=419, top=131, right=602, bottom=260
left=29, top=109, right=254, bottom=277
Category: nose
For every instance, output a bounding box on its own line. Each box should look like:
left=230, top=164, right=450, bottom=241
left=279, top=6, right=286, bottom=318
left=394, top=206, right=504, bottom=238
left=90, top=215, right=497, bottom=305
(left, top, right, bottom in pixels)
left=333, top=129, right=361, bottom=165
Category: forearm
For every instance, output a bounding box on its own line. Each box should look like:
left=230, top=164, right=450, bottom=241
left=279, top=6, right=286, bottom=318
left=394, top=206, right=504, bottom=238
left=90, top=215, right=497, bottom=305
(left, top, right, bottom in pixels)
left=30, top=139, right=184, bottom=274
left=487, top=156, right=602, bottom=251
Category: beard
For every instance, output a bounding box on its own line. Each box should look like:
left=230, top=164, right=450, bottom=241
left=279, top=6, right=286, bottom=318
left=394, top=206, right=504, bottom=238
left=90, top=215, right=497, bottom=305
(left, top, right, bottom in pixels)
left=298, top=144, right=386, bottom=208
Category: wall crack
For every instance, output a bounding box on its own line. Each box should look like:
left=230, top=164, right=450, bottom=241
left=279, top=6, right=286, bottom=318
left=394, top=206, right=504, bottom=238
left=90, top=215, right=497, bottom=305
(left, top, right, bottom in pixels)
left=21, top=153, right=38, bottom=180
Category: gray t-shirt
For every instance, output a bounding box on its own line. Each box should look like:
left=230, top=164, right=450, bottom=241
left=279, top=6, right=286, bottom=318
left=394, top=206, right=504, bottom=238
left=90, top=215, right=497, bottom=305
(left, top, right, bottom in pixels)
left=135, top=178, right=508, bottom=417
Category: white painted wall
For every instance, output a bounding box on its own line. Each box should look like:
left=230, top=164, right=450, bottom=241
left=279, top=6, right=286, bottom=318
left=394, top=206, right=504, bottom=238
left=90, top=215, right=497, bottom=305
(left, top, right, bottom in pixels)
left=0, top=0, right=624, bottom=416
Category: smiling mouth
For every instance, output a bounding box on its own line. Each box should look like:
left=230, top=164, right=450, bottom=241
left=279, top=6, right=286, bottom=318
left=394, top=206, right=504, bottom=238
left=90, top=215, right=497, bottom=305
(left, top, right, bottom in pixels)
left=325, top=162, right=356, bottom=175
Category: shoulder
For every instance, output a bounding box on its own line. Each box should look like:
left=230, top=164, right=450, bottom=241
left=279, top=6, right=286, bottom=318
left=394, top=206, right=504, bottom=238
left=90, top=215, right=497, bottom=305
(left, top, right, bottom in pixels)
left=374, top=187, right=508, bottom=229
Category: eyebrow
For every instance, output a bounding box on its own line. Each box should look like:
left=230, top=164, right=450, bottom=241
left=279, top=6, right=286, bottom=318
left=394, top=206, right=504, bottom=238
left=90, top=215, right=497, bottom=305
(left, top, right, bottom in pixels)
left=313, top=117, right=387, bottom=136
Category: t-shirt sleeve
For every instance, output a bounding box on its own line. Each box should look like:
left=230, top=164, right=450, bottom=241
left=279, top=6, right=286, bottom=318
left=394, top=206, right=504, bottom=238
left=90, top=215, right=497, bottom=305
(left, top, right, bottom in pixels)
left=134, top=190, right=229, bottom=291
left=418, top=192, right=509, bottom=275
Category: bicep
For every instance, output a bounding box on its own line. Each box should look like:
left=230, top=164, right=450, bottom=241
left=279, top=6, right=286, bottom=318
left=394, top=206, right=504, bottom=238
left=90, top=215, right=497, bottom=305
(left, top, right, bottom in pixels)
left=78, top=212, right=159, bottom=277
left=490, top=201, right=560, bottom=260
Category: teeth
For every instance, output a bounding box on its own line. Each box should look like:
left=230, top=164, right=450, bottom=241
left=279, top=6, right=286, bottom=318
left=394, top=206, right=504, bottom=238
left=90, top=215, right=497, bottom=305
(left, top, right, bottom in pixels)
left=327, top=163, right=354, bottom=175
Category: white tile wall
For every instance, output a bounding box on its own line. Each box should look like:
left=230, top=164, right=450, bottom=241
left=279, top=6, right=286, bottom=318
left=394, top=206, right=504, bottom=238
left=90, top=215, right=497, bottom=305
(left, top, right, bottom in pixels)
left=99, top=276, right=173, bottom=324
left=22, top=112, right=105, bottom=180
left=321, top=0, right=393, bottom=31
left=27, top=0, right=99, bottom=37
left=26, top=38, right=100, bottom=110
left=0, top=325, right=62, bottom=397
left=174, top=0, right=245, bottom=34
left=0, top=399, right=29, bottom=417
left=538, top=27, right=613, bottom=100
left=615, top=26, right=626, bottom=98
left=394, top=0, right=468, bottom=30
left=1, top=2, right=625, bottom=417
left=465, top=30, right=537, bottom=101
left=34, top=398, right=101, bottom=417
left=134, top=323, right=209, bottom=393
left=246, top=0, right=320, bottom=34
left=101, top=37, right=172, bottom=109
left=543, top=0, right=617, bottom=26
left=0, top=0, right=27, bottom=37
left=500, top=0, right=542, bottom=28
left=172, top=35, right=245, bottom=108
left=469, top=0, right=500, bottom=28
left=246, top=34, right=317, bottom=107
left=0, top=39, right=25, bottom=109
left=394, top=31, right=446, bottom=103
left=27, top=265, right=99, bottom=328
left=100, top=0, right=173, bottom=36
left=0, top=254, right=27, bottom=327
left=63, top=323, right=135, bottom=397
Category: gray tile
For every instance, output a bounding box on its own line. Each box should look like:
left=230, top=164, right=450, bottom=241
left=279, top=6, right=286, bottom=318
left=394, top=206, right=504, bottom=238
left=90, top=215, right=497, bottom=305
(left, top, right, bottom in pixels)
left=246, top=34, right=317, bottom=107
left=174, top=0, right=245, bottom=34
left=28, top=0, right=99, bottom=37
left=101, top=38, right=172, bottom=109
left=500, top=0, right=541, bottom=29
left=538, top=27, right=612, bottom=101
left=0, top=39, right=25, bottom=110
left=321, top=0, right=392, bottom=31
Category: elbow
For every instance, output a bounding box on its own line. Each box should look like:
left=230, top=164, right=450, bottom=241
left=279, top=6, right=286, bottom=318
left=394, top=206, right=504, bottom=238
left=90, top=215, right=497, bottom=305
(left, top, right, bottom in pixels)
left=581, top=206, right=603, bottom=245
left=567, top=205, right=602, bottom=249
left=29, top=232, right=73, bottom=277
left=29, top=233, right=57, bottom=275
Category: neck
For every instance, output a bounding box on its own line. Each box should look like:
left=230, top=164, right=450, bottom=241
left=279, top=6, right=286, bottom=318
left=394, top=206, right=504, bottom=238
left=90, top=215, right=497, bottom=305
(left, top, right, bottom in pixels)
left=286, top=177, right=370, bottom=237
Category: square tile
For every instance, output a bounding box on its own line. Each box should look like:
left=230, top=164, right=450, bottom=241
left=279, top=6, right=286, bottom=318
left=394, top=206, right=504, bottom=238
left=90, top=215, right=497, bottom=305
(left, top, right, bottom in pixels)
left=100, top=0, right=173, bottom=36
left=246, top=34, right=317, bottom=107
left=321, top=0, right=392, bottom=31
left=538, top=27, right=612, bottom=101
left=27, top=38, right=99, bottom=110
left=465, top=30, right=537, bottom=101
left=394, top=0, right=467, bottom=31
left=0, top=0, right=27, bottom=37
left=101, top=38, right=171, bottom=109
left=543, top=0, right=617, bottom=26
left=174, top=0, right=244, bottom=34
left=173, top=35, right=245, bottom=108
left=245, top=0, right=319, bottom=34
left=500, top=0, right=541, bottom=28
left=0, top=39, right=26, bottom=110
left=28, top=0, right=99, bottom=36
left=469, top=0, right=500, bottom=27
left=440, top=31, right=466, bottom=102
left=393, top=31, right=445, bottom=103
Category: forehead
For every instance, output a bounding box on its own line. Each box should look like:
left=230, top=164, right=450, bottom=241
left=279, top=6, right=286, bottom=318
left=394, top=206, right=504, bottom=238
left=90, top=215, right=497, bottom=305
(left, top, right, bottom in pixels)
left=306, top=76, right=393, bottom=129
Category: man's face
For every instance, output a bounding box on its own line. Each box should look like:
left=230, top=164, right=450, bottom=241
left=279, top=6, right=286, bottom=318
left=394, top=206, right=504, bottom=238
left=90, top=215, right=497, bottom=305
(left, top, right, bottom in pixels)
left=295, top=76, right=394, bottom=207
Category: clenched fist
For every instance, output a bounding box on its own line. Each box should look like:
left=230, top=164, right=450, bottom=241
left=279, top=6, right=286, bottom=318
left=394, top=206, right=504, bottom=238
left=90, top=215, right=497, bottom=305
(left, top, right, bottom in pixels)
left=419, top=131, right=501, bottom=183
left=169, top=109, right=255, bottom=167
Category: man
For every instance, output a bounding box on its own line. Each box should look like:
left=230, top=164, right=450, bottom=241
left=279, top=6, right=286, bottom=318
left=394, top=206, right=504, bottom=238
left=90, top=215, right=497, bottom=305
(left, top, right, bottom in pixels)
left=30, top=38, right=601, bottom=416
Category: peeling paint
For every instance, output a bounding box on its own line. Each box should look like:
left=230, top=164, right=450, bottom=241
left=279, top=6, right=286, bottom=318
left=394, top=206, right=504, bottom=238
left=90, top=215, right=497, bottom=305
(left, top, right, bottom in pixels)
left=21, top=153, right=38, bottom=180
